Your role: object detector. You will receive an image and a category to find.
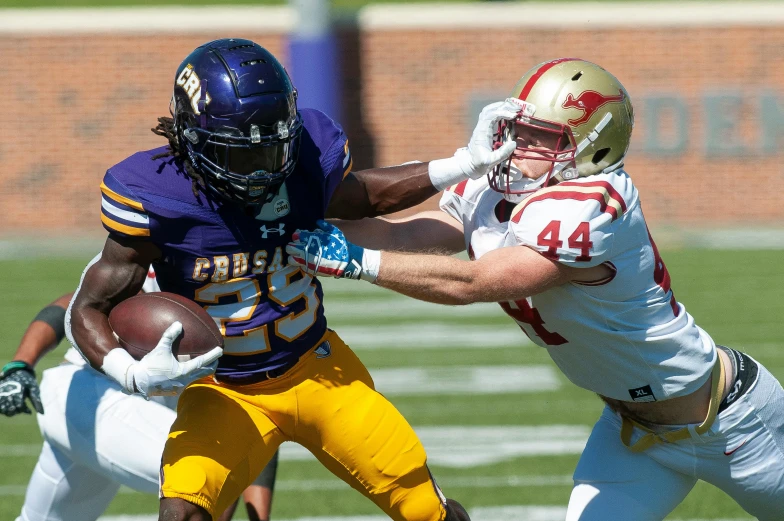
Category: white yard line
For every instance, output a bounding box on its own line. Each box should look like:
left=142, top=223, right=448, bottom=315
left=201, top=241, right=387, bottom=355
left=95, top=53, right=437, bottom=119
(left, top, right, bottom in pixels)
left=0, top=444, right=41, bottom=457
left=1, top=425, right=589, bottom=466
left=267, top=473, right=576, bottom=492
left=275, top=425, right=590, bottom=467
left=0, top=474, right=576, bottom=496
left=335, top=323, right=526, bottom=350
left=371, top=365, right=560, bottom=396
left=323, top=297, right=502, bottom=321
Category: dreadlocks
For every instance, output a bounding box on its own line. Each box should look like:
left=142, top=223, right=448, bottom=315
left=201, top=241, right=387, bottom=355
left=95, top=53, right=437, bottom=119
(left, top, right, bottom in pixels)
left=150, top=116, right=206, bottom=198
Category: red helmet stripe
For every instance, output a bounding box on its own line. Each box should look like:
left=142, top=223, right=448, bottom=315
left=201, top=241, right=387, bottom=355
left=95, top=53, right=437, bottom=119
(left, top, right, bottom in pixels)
left=519, top=58, right=581, bottom=100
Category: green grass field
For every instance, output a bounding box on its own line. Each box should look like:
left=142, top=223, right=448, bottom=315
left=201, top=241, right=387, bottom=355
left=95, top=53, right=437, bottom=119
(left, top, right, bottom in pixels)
left=0, top=249, right=781, bottom=520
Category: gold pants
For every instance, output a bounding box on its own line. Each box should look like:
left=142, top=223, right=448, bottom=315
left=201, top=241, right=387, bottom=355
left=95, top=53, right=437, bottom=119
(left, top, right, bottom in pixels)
left=160, top=330, right=446, bottom=521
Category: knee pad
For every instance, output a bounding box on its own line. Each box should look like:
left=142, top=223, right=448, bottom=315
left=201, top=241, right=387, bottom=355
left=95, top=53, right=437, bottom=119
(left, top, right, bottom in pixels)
left=444, top=498, right=470, bottom=521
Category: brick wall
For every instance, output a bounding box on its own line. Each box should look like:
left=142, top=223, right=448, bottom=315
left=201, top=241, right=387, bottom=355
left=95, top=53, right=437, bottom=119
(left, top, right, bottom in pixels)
left=0, top=34, right=287, bottom=236
left=3, top=7, right=784, bottom=236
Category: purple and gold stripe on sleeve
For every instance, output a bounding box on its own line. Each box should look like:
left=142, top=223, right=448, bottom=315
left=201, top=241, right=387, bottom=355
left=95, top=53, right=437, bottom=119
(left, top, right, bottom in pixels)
left=342, top=140, right=353, bottom=179
left=100, top=181, right=150, bottom=237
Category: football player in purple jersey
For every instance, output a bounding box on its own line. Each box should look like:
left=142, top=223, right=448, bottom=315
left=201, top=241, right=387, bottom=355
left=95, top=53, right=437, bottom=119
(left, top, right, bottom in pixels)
left=66, top=38, right=508, bottom=521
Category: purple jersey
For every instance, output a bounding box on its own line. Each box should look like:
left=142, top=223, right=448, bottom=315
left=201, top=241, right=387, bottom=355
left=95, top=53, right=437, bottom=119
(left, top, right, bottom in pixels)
left=99, top=109, right=353, bottom=383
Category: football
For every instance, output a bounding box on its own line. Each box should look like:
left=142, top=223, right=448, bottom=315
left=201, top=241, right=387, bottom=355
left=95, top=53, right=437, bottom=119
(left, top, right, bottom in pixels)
left=108, top=292, right=223, bottom=361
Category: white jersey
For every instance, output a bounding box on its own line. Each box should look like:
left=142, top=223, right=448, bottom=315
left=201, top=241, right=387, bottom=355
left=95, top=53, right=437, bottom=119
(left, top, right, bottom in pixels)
left=439, top=171, right=716, bottom=402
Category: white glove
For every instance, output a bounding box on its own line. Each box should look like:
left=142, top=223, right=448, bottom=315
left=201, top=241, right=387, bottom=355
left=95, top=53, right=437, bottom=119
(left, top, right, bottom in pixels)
left=428, top=100, right=520, bottom=190
left=102, top=322, right=223, bottom=398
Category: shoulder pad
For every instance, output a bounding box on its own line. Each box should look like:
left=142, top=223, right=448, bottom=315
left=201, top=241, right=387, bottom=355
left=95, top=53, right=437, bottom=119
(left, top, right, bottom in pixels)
left=299, top=109, right=352, bottom=208
left=100, top=170, right=152, bottom=238
left=300, top=108, right=346, bottom=154
left=439, top=177, right=488, bottom=225
left=508, top=173, right=637, bottom=265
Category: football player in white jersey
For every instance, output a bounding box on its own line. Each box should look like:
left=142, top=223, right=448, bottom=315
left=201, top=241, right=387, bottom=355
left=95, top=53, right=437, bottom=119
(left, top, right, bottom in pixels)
left=0, top=266, right=278, bottom=521
left=286, top=58, right=784, bottom=520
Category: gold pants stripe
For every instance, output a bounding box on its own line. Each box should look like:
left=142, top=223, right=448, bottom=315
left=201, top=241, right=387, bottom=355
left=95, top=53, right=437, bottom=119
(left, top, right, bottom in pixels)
left=160, top=330, right=446, bottom=521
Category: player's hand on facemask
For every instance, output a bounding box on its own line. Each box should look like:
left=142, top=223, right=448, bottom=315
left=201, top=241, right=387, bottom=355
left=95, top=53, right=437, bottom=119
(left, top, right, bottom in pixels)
left=0, top=362, right=44, bottom=416
left=102, top=322, right=223, bottom=399
left=286, top=220, right=379, bottom=282
left=428, top=100, right=519, bottom=190
left=464, top=100, right=521, bottom=177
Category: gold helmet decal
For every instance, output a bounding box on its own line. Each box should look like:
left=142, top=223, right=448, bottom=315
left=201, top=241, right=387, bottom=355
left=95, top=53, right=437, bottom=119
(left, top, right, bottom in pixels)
left=562, top=89, right=626, bottom=126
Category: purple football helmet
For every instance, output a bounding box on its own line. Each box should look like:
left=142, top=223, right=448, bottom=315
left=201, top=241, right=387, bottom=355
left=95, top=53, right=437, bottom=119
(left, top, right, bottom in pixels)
left=172, top=38, right=302, bottom=205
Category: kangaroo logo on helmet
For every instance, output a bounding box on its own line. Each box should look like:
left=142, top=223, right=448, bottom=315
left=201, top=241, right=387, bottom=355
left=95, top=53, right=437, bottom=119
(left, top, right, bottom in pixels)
left=562, top=89, right=625, bottom=126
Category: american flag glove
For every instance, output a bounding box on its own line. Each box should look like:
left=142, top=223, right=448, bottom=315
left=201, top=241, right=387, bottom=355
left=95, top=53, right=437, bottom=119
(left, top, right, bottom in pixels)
left=286, top=220, right=380, bottom=282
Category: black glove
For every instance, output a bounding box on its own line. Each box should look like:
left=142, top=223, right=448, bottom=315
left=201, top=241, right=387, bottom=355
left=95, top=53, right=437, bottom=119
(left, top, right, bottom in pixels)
left=0, top=362, right=44, bottom=416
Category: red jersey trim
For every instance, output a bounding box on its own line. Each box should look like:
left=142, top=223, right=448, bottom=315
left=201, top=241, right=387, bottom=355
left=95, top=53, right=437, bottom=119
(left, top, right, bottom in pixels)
left=573, top=262, right=617, bottom=286
left=511, top=182, right=627, bottom=223
left=447, top=180, right=469, bottom=197
left=558, top=180, right=628, bottom=213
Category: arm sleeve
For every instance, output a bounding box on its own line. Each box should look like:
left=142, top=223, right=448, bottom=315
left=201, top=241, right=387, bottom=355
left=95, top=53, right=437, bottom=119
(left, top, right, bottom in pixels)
left=99, top=171, right=157, bottom=240
left=508, top=182, right=631, bottom=266
left=320, top=130, right=353, bottom=210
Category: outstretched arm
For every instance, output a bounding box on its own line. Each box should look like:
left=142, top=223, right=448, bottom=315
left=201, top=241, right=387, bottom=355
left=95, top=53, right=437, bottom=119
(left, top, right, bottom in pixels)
left=326, top=163, right=436, bottom=219
left=325, top=101, right=520, bottom=219
left=373, top=246, right=572, bottom=305
left=331, top=211, right=465, bottom=254
left=287, top=222, right=613, bottom=305
left=8, top=292, right=73, bottom=368
left=0, top=292, right=73, bottom=416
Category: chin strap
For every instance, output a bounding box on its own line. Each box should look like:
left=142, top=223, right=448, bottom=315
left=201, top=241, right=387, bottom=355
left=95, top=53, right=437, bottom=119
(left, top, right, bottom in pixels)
left=499, top=162, right=548, bottom=194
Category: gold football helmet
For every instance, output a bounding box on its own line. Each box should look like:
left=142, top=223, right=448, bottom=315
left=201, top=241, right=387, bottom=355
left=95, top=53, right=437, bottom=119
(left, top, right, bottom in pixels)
left=490, top=58, right=634, bottom=198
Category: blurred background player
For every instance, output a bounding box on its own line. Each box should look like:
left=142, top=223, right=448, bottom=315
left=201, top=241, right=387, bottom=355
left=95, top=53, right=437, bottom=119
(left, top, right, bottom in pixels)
left=0, top=267, right=278, bottom=521
left=65, top=37, right=503, bottom=521
left=287, top=58, right=784, bottom=521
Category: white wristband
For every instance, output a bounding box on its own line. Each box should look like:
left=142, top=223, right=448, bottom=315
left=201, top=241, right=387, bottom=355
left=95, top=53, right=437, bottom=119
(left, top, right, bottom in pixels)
left=428, top=155, right=469, bottom=191
left=361, top=249, right=381, bottom=283
left=101, top=348, right=137, bottom=394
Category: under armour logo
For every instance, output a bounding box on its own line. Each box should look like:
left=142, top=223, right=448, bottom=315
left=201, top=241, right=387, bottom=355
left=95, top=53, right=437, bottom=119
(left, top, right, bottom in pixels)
left=315, top=341, right=332, bottom=359
left=259, top=223, right=285, bottom=239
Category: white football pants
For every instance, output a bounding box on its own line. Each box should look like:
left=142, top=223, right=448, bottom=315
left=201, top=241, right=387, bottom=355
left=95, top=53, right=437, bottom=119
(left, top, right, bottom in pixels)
left=16, top=362, right=176, bottom=521
left=567, top=357, right=784, bottom=521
